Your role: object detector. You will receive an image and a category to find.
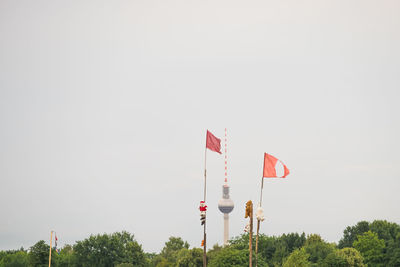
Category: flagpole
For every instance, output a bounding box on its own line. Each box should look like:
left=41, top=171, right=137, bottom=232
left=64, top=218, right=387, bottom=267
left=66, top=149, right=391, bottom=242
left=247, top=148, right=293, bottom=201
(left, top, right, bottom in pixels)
left=255, top=155, right=266, bottom=267
left=203, top=146, right=207, bottom=267
left=255, top=177, right=263, bottom=267
left=48, top=230, right=53, bottom=267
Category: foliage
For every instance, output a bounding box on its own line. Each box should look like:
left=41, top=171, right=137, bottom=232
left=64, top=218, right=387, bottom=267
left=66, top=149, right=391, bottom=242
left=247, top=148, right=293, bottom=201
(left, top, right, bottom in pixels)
left=353, top=230, right=385, bottom=267
left=339, top=221, right=370, bottom=249
left=283, top=248, right=311, bottom=267
left=208, top=247, right=249, bottom=267
left=115, top=263, right=135, bottom=267
left=0, top=250, right=29, bottom=267
left=285, top=242, right=364, bottom=267
left=28, top=240, right=52, bottom=267
left=339, top=220, right=400, bottom=265
left=230, top=232, right=305, bottom=267
left=369, top=220, right=400, bottom=242
left=1, top=220, right=400, bottom=267
left=322, top=248, right=364, bottom=267
left=302, top=234, right=335, bottom=266
left=151, top=237, right=191, bottom=267
left=206, top=244, right=222, bottom=263
left=321, top=250, right=348, bottom=267
left=175, top=248, right=203, bottom=267
left=54, top=244, right=75, bottom=267
left=160, top=236, right=189, bottom=261
left=336, top=248, right=364, bottom=267
left=387, top=246, right=400, bottom=267
left=73, top=231, right=146, bottom=267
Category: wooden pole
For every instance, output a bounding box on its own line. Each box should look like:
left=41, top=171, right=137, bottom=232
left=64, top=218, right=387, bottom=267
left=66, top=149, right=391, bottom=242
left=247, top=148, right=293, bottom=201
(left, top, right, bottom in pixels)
left=255, top=219, right=260, bottom=267
left=256, top=177, right=264, bottom=254
left=249, top=202, right=253, bottom=267
left=255, top=159, right=265, bottom=266
left=203, top=147, right=207, bottom=267
left=259, top=176, right=264, bottom=205
left=48, top=231, right=53, bottom=267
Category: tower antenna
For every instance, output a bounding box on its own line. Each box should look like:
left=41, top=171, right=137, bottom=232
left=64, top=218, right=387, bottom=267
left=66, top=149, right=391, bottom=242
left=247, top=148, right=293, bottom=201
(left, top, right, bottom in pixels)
left=224, top=128, right=228, bottom=185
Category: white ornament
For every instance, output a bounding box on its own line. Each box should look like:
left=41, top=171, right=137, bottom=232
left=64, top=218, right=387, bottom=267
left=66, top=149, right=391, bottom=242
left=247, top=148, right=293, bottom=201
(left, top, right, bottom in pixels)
left=256, top=206, right=265, bottom=222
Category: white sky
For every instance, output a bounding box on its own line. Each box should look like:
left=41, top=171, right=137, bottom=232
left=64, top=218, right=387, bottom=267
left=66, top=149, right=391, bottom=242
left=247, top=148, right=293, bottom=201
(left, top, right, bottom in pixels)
left=1, top=0, right=399, bottom=253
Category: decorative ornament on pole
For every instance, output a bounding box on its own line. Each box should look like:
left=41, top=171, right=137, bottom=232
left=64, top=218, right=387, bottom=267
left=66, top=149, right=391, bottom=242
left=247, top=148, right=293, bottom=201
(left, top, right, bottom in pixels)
left=245, top=200, right=253, bottom=218
left=256, top=205, right=265, bottom=222
left=199, top=201, right=207, bottom=225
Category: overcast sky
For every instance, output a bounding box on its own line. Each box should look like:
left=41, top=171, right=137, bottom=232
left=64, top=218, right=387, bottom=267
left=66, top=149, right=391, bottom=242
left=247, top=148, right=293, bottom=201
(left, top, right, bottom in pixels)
left=1, top=0, right=399, bottom=253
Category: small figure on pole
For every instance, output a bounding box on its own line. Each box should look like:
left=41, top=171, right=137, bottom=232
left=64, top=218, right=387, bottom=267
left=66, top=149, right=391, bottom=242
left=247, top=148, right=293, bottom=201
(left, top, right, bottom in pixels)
left=199, top=201, right=207, bottom=225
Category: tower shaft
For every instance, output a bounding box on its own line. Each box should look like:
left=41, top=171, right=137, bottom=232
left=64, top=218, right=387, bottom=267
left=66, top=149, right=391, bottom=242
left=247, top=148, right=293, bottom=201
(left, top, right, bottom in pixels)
left=223, top=214, right=229, bottom=245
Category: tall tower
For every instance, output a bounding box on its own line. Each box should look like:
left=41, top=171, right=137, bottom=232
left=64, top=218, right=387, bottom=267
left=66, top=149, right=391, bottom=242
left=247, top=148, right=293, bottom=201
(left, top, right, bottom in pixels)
left=218, top=129, right=234, bottom=245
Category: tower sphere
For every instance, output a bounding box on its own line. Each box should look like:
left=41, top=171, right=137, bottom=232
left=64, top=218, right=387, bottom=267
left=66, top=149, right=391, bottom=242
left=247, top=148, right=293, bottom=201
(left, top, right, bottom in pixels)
left=218, top=198, right=234, bottom=213
left=218, top=185, right=234, bottom=214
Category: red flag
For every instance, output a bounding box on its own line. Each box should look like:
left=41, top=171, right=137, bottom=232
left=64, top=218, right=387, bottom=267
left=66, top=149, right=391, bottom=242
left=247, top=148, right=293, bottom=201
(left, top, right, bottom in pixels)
left=206, top=130, right=221, bottom=154
left=263, top=153, right=290, bottom=178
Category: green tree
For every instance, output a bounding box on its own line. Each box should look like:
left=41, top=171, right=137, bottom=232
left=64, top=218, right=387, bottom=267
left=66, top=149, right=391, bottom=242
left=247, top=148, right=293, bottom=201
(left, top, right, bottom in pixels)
left=154, top=237, right=190, bottom=266
left=207, top=247, right=249, bottom=267
left=144, top=252, right=157, bottom=267
left=303, top=234, right=335, bottom=266
left=175, top=248, right=203, bottom=267
left=337, top=248, right=364, bottom=267
left=206, top=244, right=223, bottom=264
left=160, top=237, right=189, bottom=258
left=339, top=221, right=370, bottom=249
left=207, top=246, right=268, bottom=267
left=73, top=231, right=146, bottom=267
left=0, top=251, right=29, bottom=267
left=230, top=232, right=305, bottom=267
left=339, top=220, right=400, bottom=265
left=28, top=240, right=51, bottom=267
left=322, top=250, right=348, bottom=267
left=115, top=263, right=134, bottom=267
left=386, top=232, right=400, bottom=266
left=322, top=248, right=364, bottom=267
left=369, top=220, right=400, bottom=265
left=387, top=246, right=400, bottom=267
left=54, top=244, right=75, bottom=267
left=353, top=230, right=385, bottom=267
left=283, top=248, right=311, bottom=267
left=369, top=220, right=400, bottom=242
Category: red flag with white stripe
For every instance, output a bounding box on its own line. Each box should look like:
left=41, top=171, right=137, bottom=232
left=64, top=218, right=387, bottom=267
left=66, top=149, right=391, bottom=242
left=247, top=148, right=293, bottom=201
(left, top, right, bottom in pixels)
left=263, top=153, right=290, bottom=178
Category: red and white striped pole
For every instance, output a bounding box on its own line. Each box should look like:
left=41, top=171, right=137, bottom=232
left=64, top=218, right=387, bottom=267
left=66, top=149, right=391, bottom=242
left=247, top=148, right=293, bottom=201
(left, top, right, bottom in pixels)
left=224, top=128, right=227, bottom=184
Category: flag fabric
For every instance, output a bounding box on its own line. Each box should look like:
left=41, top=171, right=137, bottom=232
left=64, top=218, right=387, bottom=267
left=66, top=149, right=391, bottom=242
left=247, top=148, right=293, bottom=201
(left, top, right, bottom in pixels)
left=55, top=234, right=59, bottom=254
left=263, top=153, right=290, bottom=178
left=206, top=130, right=221, bottom=154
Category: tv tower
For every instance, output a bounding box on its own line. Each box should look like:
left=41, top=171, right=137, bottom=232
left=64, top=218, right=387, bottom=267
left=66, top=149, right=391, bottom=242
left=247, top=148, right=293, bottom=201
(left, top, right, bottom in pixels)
left=218, top=128, right=234, bottom=246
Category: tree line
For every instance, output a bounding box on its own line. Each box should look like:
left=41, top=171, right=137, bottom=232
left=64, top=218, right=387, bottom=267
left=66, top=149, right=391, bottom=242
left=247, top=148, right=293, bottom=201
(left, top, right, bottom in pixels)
left=0, top=220, right=399, bottom=267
